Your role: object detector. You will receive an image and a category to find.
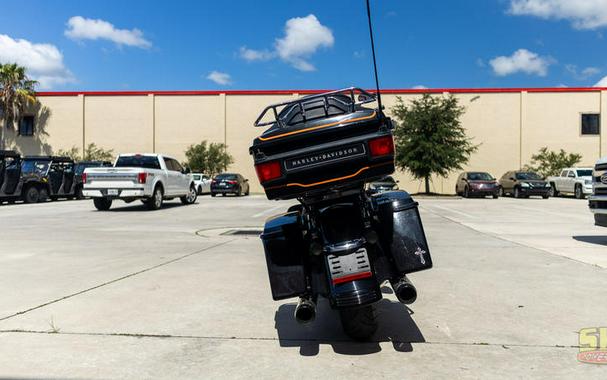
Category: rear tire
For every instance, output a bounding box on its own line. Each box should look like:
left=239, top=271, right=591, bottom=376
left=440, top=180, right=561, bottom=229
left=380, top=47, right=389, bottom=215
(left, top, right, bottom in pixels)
left=463, top=186, right=470, bottom=198
left=23, top=186, right=40, bottom=204
left=493, top=193, right=499, bottom=199
left=38, top=188, right=49, bottom=203
left=499, top=187, right=505, bottom=197
left=575, top=184, right=584, bottom=199
left=211, top=192, right=216, bottom=197
left=147, top=185, right=163, bottom=210
left=93, top=198, right=112, bottom=211
left=514, top=187, right=521, bottom=199
left=339, top=305, right=378, bottom=341
left=180, top=185, right=197, bottom=205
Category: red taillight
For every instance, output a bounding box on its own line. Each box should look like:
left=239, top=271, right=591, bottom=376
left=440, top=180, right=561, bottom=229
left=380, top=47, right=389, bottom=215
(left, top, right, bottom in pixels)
left=227, top=180, right=238, bottom=185
left=82, top=173, right=87, bottom=183
left=211, top=180, right=217, bottom=184
left=368, top=136, right=394, bottom=157
left=137, top=172, right=147, bottom=184
left=255, top=161, right=282, bottom=183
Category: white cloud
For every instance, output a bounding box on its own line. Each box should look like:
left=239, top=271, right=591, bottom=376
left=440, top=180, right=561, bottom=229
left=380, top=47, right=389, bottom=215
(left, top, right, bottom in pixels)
left=238, top=14, right=334, bottom=72
left=509, top=0, right=607, bottom=29
left=595, top=76, right=607, bottom=86
left=412, top=85, right=427, bottom=89
left=239, top=46, right=273, bottom=61
left=206, top=71, right=232, bottom=85
left=565, top=64, right=601, bottom=80
left=275, top=14, right=334, bottom=71
left=0, top=34, right=74, bottom=89
left=65, top=16, right=151, bottom=48
left=489, top=49, right=552, bottom=77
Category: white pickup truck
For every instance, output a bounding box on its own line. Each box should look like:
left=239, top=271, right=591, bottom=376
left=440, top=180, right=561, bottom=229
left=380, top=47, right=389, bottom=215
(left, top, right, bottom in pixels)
left=589, top=157, right=607, bottom=227
left=546, top=167, right=593, bottom=199
left=83, top=153, right=197, bottom=211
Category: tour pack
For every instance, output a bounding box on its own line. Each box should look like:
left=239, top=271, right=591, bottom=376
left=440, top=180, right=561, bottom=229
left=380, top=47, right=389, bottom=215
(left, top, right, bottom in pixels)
left=249, top=88, right=395, bottom=200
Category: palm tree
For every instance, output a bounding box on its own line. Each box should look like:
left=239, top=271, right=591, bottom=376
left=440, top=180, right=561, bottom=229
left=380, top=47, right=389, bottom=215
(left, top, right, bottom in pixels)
left=0, top=63, right=38, bottom=149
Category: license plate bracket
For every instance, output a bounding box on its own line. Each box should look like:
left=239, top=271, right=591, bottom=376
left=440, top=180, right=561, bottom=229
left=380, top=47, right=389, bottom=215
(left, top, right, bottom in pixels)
left=107, top=189, right=119, bottom=196
left=327, top=248, right=372, bottom=285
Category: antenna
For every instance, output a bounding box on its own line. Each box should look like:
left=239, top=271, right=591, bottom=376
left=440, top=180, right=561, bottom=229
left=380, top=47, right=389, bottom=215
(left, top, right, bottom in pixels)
left=365, top=0, right=382, bottom=111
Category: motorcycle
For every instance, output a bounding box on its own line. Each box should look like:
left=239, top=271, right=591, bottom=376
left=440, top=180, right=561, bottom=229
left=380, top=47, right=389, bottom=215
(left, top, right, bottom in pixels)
left=250, top=88, right=432, bottom=340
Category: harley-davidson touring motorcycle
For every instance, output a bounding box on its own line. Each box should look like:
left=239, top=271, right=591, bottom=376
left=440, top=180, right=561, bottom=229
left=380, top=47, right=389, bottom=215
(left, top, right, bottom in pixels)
left=249, top=88, right=432, bottom=340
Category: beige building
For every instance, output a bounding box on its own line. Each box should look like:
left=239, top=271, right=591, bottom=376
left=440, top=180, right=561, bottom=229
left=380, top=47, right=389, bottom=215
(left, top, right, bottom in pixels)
left=5, top=87, right=607, bottom=194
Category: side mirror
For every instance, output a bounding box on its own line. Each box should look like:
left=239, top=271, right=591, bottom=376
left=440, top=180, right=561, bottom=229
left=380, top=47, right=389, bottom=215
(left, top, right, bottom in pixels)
left=183, top=167, right=191, bottom=174
left=509, top=177, right=515, bottom=181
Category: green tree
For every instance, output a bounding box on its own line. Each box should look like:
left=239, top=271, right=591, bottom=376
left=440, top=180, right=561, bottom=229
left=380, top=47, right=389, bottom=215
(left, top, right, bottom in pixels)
left=184, top=141, right=234, bottom=176
left=55, top=143, right=115, bottom=162
left=391, top=94, right=478, bottom=194
left=0, top=63, right=38, bottom=149
left=525, top=147, right=582, bottom=178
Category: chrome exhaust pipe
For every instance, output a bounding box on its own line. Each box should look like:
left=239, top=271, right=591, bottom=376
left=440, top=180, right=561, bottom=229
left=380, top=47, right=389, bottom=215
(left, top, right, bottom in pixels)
left=294, top=297, right=316, bottom=324
left=391, top=275, right=417, bottom=305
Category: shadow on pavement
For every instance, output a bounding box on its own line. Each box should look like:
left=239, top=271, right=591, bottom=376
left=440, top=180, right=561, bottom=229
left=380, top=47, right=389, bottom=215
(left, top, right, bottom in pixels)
left=274, top=298, right=425, bottom=356
left=573, top=235, right=607, bottom=246
left=93, top=201, right=195, bottom=212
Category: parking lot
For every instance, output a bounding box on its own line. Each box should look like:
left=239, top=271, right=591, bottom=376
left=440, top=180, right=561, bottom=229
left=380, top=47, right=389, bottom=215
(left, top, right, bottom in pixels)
left=0, top=195, right=606, bottom=379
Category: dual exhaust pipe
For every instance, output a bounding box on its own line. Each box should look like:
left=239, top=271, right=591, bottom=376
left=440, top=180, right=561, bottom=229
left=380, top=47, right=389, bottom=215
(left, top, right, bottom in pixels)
left=293, top=275, right=417, bottom=324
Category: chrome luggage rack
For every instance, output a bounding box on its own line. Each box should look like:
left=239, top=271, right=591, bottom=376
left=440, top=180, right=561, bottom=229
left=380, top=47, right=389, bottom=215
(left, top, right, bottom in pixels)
left=253, top=87, right=377, bottom=128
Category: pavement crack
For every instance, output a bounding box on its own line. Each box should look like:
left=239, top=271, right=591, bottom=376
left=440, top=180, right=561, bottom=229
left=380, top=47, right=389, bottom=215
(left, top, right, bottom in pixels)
left=0, top=329, right=580, bottom=349
left=0, top=239, right=235, bottom=322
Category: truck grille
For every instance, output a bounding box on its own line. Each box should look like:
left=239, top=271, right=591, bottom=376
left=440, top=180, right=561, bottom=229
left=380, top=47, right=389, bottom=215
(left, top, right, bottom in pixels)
left=595, top=163, right=607, bottom=171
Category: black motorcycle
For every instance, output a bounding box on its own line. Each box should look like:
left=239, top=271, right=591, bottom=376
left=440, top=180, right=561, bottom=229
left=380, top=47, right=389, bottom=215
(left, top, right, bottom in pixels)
left=250, top=88, right=432, bottom=340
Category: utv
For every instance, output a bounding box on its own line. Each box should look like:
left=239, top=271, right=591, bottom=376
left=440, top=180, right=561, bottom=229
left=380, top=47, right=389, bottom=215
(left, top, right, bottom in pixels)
left=13, top=156, right=77, bottom=203
left=73, top=161, right=112, bottom=199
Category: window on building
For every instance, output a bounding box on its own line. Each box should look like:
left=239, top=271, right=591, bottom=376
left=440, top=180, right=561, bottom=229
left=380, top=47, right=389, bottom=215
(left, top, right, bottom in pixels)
left=581, top=113, right=600, bottom=135
left=19, top=115, right=35, bottom=136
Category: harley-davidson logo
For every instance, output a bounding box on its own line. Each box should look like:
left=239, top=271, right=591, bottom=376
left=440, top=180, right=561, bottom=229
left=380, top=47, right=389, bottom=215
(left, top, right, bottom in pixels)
left=285, top=144, right=366, bottom=171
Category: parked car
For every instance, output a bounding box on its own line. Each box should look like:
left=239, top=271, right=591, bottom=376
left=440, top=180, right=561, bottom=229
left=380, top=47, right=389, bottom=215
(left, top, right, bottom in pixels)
left=455, top=171, right=500, bottom=198
left=367, top=175, right=399, bottom=194
left=192, top=173, right=212, bottom=195
left=499, top=170, right=550, bottom=199
left=82, top=153, right=197, bottom=211
left=588, top=157, right=607, bottom=227
left=0, top=154, right=78, bottom=204
left=210, top=173, right=250, bottom=197
left=0, top=150, right=23, bottom=203
left=73, top=161, right=112, bottom=199
left=546, top=167, right=593, bottom=199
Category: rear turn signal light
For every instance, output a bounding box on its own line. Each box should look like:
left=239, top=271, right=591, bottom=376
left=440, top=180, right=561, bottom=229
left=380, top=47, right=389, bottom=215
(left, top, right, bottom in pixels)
left=82, top=173, right=87, bottom=183
left=137, top=172, right=147, bottom=184
left=255, top=161, right=282, bottom=183
left=369, top=136, right=394, bottom=157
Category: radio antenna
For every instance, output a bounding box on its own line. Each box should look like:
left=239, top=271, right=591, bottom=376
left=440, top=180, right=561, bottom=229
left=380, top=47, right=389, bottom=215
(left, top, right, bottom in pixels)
left=365, top=0, right=382, bottom=111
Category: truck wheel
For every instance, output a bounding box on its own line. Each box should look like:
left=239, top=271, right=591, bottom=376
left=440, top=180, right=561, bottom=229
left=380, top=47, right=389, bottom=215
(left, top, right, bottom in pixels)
left=147, top=185, right=163, bottom=210
left=93, top=198, right=112, bottom=211
left=463, top=186, right=470, bottom=198
left=549, top=184, right=558, bottom=197
left=339, top=305, right=378, bottom=341
left=181, top=185, right=197, bottom=205
left=23, top=186, right=40, bottom=204
left=39, top=188, right=49, bottom=202
left=575, top=184, right=584, bottom=199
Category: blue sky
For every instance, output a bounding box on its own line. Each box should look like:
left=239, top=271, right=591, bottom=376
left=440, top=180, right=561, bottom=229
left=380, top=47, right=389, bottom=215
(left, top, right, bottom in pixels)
left=1, top=0, right=607, bottom=90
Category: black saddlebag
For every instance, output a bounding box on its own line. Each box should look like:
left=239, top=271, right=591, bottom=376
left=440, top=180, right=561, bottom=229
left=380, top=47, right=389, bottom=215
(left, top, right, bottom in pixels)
left=373, top=191, right=432, bottom=274
left=250, top=88, right=395, bottom=200
left=260, top=211, right=307, bottom=300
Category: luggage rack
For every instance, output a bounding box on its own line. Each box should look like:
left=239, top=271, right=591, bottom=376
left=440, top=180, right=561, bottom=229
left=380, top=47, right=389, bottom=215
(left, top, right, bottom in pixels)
left=254, top=87, right=377, bottom=128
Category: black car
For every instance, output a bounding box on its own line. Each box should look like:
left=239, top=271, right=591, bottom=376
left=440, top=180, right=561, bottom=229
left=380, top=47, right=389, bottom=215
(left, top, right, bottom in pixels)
left=499, top=170, right=550, bottom=199
left=455, top=171, right=500, bottom=198
left=73, top=160, right=112, bottom=198
left=367, top=175, right=399, bottom=194
left=210, top=173, right=250, bottom=197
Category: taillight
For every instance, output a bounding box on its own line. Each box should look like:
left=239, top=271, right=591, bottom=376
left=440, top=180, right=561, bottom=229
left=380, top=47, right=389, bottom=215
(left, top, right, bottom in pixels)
left=227, top=180, right=238, bottom=185
left=368, top=136, right=394, bottom=157
left=82, top=173, right=87, bottom=183
left=137, top=172, right=147, bottom=184
left=255, top=161, right=282, bottom=183
left=211, top=180, right=217, bottom=184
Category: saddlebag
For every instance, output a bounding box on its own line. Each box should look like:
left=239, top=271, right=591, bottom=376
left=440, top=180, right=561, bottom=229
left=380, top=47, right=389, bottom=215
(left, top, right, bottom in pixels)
left=260, top=211, right=307, bottom=300
left=249, top=88, right=395, bottom=200
left=373, top=191, right=433, bottom=274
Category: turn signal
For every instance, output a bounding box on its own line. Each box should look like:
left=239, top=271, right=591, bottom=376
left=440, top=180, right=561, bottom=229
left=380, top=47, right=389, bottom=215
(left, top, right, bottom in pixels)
left=255, top=161, right=282, bottom=183
left=137, top=172, right=147, bottom=184
left=369, top=136, right=394, bottom=157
